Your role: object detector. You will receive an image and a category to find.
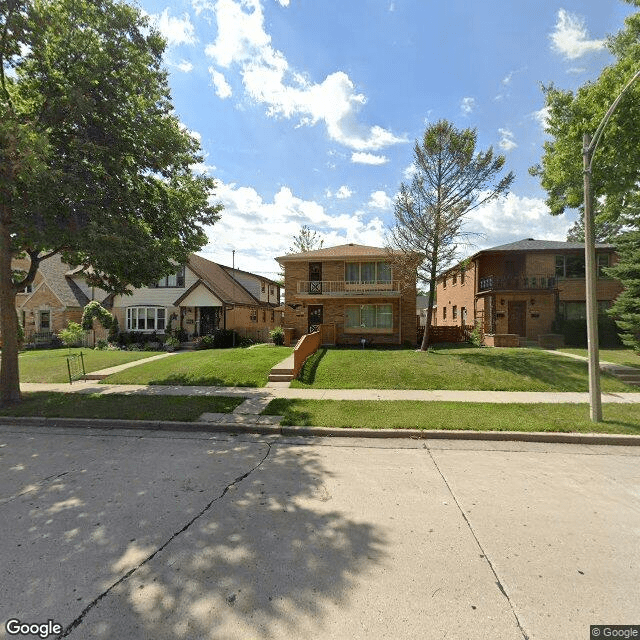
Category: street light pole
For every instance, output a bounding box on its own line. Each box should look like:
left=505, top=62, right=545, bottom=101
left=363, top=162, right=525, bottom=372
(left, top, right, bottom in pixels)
left=582, top=68, right=640, bottom=422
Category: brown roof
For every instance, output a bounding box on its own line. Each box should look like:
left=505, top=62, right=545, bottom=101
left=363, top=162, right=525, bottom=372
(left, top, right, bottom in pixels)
left=32, top=254, right=90, bottom=307
left=187, top=254, right=259, bottom=306
left=276, top=243, right=398, bottom=263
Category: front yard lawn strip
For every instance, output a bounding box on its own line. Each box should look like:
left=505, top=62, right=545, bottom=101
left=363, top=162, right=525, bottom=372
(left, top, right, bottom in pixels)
left=263, top=399, right=640, bottom=435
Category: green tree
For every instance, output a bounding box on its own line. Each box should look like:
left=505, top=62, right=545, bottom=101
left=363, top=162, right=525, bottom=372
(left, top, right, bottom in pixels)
left=529, top=0, right=640, bottom=347
left=0, top=0, right=221, bottom=403
left=388, top=120, right=514, bottom=351
left=289, top=225, right=325, bottom=254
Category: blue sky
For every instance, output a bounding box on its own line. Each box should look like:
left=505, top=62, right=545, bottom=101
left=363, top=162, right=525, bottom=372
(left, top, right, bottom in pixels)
left=139, top=0, right=635, bottom=278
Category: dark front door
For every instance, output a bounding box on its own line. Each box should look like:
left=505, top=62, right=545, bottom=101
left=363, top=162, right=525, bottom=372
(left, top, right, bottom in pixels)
left=309, top=262, right=322, bottom=294
left=508, top=301, right=526, bottom=336
left=308, top=305, right=323, bottom=333
left=199, top=307, right=221, bottom=336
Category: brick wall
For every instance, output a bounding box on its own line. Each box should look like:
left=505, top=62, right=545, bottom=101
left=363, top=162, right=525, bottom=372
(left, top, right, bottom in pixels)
left=436, top=262, right=476, bottom=327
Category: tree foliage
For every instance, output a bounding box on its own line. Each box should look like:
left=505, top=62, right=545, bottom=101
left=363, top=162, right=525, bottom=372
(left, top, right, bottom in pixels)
left=388, top=120, right=514, bottom=350
left=0, top=0, right=221, bottom=403
left=289, top=225, right=325, bottom=254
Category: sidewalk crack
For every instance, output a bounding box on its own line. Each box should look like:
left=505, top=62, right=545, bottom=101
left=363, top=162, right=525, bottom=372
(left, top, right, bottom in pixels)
left=426, top=449, right=529, bottom=640
left=56, top=442, right=273, bottom=639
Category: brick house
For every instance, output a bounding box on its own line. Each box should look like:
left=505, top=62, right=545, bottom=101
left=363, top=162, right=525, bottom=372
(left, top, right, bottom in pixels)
left=435, top=238, right=622, bottom=346
left=13, top=253, right=282, bottom=343
left=276, top=243, right=417, bottom=346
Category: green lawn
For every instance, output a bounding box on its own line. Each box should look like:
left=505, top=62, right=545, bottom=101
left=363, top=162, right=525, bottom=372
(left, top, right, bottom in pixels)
left=19, top=348, right=165, bottom=383
left=263, top=399, right=640, bottom=435
left=558, top=347, right=640, bottom=369
left=104, top=345, right=293, bottom=387
left=0, top=392, right=244, bottom=421
left=291, top=346, right=635, bottom=392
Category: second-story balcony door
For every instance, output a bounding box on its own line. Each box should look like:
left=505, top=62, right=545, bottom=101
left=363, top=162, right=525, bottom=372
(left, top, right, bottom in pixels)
left=309, top=262, right=322, bottom=294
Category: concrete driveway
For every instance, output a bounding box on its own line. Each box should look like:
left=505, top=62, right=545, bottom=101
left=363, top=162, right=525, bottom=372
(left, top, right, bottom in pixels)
left=0, top=425, right=638, bottom=640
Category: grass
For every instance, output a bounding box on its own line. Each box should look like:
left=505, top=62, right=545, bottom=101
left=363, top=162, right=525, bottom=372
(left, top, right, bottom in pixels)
left=19, top=348, right=165, bottom=383
left=0, top=392, right=244, bottom=421
left=558, top=347, right=640, bottom=369
left=291, top=345, right=635, bottom=392
left=263, top=399, right=640, bottom=435
left=103, top=345, right=293, bottom=387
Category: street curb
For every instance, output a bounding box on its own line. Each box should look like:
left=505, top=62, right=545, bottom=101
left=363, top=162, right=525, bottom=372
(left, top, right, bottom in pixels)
left=0, top=416, right=638, bottom=446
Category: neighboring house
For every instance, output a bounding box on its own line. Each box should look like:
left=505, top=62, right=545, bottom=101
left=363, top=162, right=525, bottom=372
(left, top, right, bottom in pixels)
left=435, top=238, right=622, bottom=346
left=13, top=253, right=282, bottom=343
left=15, top=253, right=109, bottom=341
left=276, top=243, right=417, bottom=346
left=110, top=254, right=282, bottom=340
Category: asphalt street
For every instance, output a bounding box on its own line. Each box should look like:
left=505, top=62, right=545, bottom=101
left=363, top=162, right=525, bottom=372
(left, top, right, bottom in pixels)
left=0, top=424, right=638, bottom=640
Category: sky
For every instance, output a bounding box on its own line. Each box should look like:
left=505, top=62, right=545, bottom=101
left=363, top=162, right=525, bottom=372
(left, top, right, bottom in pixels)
left=138, top=0, right=635, bottom=279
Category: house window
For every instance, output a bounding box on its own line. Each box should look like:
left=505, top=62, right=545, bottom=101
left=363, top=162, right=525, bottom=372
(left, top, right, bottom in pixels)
left=460, top=269, right=465, bottom=285
left=261, top=282, right=266, bottom=293
left=262, top=310, right=266, bottom=323
left=555, top=255, right=585, bottom=279
left=453, top=305, right=457, bottom=320
left=271, top=310, right=275, bottom=322
left=126, top=307, right=166, bottom=331
left=443, top=306, right=447, bottom=320
left=250, top=308, right=257, bottom=323
left=442, top=277, right=447, bottom=289
left=39, top=310, right=50, bottom=331
left=344, top=304, right=393, bottom=330
left=461, top=307, right=467, bottom=325
left=559, top=301, right=611, bottom=320
left=345, top=262, right=392, bottom=284
left=597, top=253, right=610, bottom=277
left=152, top=266, right=185, bottom=288
left=453, top=274, right=457, bottom=285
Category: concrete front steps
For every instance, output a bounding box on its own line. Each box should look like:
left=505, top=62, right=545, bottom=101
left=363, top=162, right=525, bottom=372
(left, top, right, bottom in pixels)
left=602, top=364, right=640, bottom=387
left=268, top=354, right=295, bottom=383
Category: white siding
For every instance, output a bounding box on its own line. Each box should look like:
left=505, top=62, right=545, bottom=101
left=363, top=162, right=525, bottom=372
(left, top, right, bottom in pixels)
left=69, top=275, right=110, bottom=302
left=112, top=266, right=199, bottom=307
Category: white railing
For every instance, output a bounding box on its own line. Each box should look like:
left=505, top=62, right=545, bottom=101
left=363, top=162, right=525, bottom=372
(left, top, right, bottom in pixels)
left=297, top=280, right=401, bottom=295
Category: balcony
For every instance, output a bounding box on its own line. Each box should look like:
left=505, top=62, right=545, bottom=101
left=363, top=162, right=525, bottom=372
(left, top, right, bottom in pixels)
left=478, top=274, right=557, bottom=292
left=297, top=280, right=402, bottom=297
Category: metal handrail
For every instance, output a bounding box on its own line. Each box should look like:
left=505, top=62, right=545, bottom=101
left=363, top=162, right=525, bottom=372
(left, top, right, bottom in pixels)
left=298, top=280, right=401, bottom=295
left=478, top=274, right=557, bottom=292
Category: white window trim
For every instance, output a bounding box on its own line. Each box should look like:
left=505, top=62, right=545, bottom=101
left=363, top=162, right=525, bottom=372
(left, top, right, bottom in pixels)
left=126, top=306, right=166, bottom=332
left=344, top=303, right=393, bottom=333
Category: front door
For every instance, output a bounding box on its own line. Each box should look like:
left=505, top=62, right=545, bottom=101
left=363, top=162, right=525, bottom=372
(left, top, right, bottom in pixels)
left=308, top=305, right=323, bottom=333
left=309, top=262, right=322, bottom=294
left=199, top=307, right=221, bottom=336
left=508, top=301, right=526, bottom=336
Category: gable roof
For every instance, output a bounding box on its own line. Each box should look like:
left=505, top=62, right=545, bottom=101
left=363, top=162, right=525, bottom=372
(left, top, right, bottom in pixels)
left=277, top=243, right=397, bottom=263
left=187, top=254, right=259, bottom=306
left=25, top=254, right=90, bottom=308
left=221, top=265, right=281, bottom=288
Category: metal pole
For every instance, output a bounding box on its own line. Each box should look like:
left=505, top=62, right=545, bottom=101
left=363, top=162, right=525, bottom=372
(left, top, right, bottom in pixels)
left=582, top=133, right=602, bottom=422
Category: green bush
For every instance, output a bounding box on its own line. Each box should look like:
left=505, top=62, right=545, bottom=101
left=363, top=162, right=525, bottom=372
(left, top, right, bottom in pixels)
left=269, top=326, right=285, bottom=345
left=552, top=316, right=622, bottom=348
left=58, top=322, right=86, bottom=347
left=95, top=339, right=108, bottom=350
left=108, top=316, right=120, bottom=343
left=196, top=329, right=240, bottom=349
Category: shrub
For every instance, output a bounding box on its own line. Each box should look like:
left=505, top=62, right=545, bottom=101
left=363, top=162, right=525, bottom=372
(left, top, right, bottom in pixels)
left=468, top=321, right=483, bottom=347
left=195, top=330, right=240, bottom=349
left=59, top=322, right=86, bottom=347
left=552, top=316, right=622, bottom=348
left=108, top=316, right=120, bottom=343
left=269, top=326, right=285, bottom=345
left=81, top=301, right=113, bottom=331
left=95, top=339, right=108, bottom=350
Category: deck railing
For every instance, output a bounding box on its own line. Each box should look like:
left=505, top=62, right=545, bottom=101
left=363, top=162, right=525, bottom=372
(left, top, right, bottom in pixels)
left=478, top=274, right=556, bottom=292
left=297, top=280, right=401, bottom=295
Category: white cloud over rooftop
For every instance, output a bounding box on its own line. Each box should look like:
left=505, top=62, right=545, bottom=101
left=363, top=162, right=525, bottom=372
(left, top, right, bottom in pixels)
left=550, top=9, right=605, bottom=60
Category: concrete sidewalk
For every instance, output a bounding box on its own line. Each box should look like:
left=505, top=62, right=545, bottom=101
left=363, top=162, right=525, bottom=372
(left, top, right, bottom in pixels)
left=20, top=380, right=640, bottom=403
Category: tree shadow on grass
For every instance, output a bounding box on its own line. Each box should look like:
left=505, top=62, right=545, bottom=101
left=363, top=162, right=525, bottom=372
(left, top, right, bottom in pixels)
left=0, top=430, right=386, bottom=639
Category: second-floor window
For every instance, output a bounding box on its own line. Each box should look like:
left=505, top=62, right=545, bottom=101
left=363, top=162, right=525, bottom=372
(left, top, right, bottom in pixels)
left=151, top=266, right=185, bottom=288
left=345, top=261, right=391, bottom=284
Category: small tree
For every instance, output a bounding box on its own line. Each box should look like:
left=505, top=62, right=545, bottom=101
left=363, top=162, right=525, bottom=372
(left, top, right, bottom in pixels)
left=289, top=225, right=325, bottom=253
left=388, top=120, right=514, bottom=350
left=59, top=321, right=85, bottom=347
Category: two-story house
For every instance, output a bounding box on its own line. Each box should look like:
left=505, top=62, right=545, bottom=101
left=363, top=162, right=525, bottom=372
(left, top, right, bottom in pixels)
left=276, top=243, right=417, bottom=346
left=435, top=238, right=622, bottom=346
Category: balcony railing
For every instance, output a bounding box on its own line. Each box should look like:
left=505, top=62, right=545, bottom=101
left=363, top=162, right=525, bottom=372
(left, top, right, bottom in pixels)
left=478, top=274, right=557, bottom=292
left=297, top=280, right=402, bottom=296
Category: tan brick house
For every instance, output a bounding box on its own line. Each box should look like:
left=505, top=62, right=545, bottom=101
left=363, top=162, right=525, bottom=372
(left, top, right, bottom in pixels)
left=276, top=243, right=417, bottom=346
left=435, top=238, right=622, bottom=346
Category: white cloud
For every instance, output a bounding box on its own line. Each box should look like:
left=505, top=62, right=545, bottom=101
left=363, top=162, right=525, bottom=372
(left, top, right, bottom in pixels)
left=460, top=97, right=475, bottom=115
left=368, top=190, right=393, bottom=210
left=275, top=0, right=290, bottom=5
left=550, top=9, right=605, bottom=60
left=351, top=152, right=389, bottom=165
left=465, top=193, right=573, bottom=250
left=498, top=128, right=517, bottom=151
left=198, top=181, right=387, bottom=275
left=336, top=185, right=353, bottom=199
left=402, top=163, right=417, bottom=181
left=210, top=68, right=233, bottom=98
left=202, top=0, right=405, bottom=151
left=151, top=9, right=197, bottom=46
left=175, top=60, right=194, bottom=73
left=531, top=106, right=550, bottom=130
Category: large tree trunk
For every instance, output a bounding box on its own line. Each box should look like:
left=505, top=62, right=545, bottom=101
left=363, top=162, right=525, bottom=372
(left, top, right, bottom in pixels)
left=0, top=217, right=21, bottom=404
